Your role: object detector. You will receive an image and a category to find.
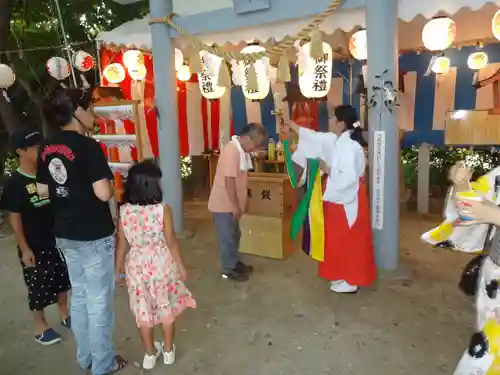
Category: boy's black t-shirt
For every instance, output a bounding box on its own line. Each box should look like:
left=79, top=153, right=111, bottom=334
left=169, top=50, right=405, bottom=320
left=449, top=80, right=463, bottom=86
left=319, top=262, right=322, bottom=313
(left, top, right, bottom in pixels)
left=1, top=170, right=55, bottom=251
left=37, top=131, right=115, bottom=241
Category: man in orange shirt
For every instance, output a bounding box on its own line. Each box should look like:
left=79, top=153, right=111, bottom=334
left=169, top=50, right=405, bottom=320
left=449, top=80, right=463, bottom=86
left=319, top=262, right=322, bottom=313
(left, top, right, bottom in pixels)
left=208, top=123, right=268, bottom=281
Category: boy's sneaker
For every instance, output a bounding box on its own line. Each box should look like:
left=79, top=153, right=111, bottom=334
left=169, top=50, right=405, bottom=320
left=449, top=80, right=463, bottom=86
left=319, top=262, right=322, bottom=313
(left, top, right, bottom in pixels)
left=142, top=341, right=163, bottom=370
left=61, top=316, right=71, bottom=329
left=34, top=328, right=62, bottom=346
left=163, top=344, right=176, bottom=365
left=235, top=261, right=254, bottom=274
left=221, top=269, right=249, bottom=282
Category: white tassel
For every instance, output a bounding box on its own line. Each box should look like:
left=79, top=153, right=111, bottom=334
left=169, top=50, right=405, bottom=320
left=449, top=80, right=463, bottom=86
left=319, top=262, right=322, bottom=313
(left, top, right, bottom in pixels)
left=472, top=71, right=479, bottom=86
left=231, top=59, right=244, bottom=86
left=2, top=90, right=10, bottom=103
left=268, top=66, right=277, bottom=85
left=80, top=74, right=90, bottom=89
left=60, top=82, right=67, bottom=88
left=296, top=48, right=309, bottom=73
left=293, top=40, right=301, bottom=52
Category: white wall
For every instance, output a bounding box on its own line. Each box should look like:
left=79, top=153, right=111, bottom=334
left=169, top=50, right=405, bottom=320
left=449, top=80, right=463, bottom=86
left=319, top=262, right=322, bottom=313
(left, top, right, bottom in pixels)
left=173, top=0, right=232, bottom=16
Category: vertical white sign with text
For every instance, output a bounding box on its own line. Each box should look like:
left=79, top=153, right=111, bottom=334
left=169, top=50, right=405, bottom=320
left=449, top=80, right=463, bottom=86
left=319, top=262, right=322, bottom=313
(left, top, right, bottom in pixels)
left=372, top=131, right=385, bottom=230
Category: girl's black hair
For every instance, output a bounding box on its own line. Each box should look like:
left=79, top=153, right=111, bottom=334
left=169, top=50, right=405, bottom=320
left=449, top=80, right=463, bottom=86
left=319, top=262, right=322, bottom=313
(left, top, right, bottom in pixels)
left=334, top=104, right=367, bottom=148
left=44, top=88, right=92, bottom=129
left=122, top=159, right=163, bottom=206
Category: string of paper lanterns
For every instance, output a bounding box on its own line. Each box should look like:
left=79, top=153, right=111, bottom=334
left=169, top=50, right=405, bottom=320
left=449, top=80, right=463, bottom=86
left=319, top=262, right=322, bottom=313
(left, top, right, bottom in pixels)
left=421, top=17, right=456, bottom=51
left=71, top=51, right=94, bottom=88
left=298, top=41, right=333, bottom=99
left=176, top=65, right=191, bottom=81
left=197, top=51, right=226, bottom=100
left=0, top=50, right=95, bottom=99
left=237, top=42, right=271, bottom=101
left=348, top=29, right=367, bottom=61
left=103, top=48, right=185, bottom=85
left=467, top=50, right=488, bottom=71
left=96, top=8, right=500, bottom=100
left=347, top=13, right=500, bottom=78
left=0, top=64, right=15, bottom=91
left=46, top=52, right=96, bottom=88
left=46, top=57, right=71, bottom=81
left=103, top=63, right=126, bottom=84
left=431, top=56, right=451, bottom=75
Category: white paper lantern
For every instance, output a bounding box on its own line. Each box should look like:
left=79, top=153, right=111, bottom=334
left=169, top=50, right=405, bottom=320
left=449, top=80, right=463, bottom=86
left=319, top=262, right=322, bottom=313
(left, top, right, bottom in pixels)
left=198, top=51, right=226, bottom=99
left=46, top=57, right=71, bottom=80
left=175, top=49, right=183, bottom=71
left=298, top=42, right=333, bottom=99
left=103, top=63, right=126, bottom=84
left=431, top=56, right=450, bottom=74
left=0, top=64, right=15, bottom=89
left=493, top=10, right=500, bottom=40
left=177, top=65, right=191, bottom=81
left=422, top=17, right=456, bottom=51
left=72, top=51, right=94, bottom=72
left=349, top=29, right=367, bottom=60
left=122, top=50, right=143, bottom=69
left=128, top=64, right=147, bottom=81
left=468, top=51, right=489, bottom=70
left=239, top=43, right=270, bottom=101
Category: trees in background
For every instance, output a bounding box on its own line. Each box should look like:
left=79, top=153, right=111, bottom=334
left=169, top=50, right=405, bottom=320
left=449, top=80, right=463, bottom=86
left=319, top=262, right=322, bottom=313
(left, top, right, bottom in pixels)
left=402, top=147, right=500, bottom=196
left=0, top=0, right=148, bottom=175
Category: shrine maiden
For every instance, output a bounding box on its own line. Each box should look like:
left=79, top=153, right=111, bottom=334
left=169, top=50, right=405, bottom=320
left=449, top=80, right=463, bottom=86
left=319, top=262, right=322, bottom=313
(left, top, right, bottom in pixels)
left=283, top=105, right=376, bottom=293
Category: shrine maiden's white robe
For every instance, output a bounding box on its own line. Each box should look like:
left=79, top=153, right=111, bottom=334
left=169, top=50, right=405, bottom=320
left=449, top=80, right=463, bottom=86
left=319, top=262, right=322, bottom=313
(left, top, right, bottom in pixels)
left=291, top=127, right=376, bottom=286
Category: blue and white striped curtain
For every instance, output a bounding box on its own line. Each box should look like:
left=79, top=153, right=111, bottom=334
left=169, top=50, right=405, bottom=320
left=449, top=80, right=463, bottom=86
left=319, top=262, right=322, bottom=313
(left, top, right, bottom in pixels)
left=229, top=43, right=500, bottom=148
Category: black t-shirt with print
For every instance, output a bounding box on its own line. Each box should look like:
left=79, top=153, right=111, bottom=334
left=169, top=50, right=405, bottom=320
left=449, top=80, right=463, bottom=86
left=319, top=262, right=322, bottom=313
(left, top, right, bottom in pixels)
left=1, top=170, right=56, bottom=251
left=37, top=131, right=115, bottom=241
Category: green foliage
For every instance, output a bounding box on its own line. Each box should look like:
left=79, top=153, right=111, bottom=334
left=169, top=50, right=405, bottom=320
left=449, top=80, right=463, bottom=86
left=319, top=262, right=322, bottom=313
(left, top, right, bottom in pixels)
left=402, top=147, right=500, bottom=194
left=4, top=0, right=149, bottom=131
left=4, top=151, right=18, bottom=175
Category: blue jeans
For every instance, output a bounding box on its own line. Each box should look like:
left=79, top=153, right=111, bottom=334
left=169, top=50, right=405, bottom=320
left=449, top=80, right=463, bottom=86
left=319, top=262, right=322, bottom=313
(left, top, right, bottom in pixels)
left=213, top=213, right=241, bottom=273
left=57, top=236, right=116, bottom=375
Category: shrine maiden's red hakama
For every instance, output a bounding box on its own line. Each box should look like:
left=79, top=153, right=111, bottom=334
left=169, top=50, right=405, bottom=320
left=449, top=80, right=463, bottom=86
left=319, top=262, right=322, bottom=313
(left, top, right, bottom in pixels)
left=292, top=126, right=377, bottom=289
left=318, top=177, right=376, bottom=286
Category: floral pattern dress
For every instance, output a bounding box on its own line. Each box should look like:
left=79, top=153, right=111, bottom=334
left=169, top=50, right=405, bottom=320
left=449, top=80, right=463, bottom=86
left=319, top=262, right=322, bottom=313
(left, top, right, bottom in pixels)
left=120, top=203, right=196, bottom=327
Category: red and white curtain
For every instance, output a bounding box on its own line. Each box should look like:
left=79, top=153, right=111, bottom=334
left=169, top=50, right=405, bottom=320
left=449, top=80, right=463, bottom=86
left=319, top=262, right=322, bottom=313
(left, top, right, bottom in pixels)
left=99, top=47, right=232, bottom=158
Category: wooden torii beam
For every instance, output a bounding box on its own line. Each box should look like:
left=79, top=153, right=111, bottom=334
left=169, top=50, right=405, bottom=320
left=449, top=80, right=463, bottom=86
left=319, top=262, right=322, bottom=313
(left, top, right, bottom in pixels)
left=475, top=68, right=500, bottom=114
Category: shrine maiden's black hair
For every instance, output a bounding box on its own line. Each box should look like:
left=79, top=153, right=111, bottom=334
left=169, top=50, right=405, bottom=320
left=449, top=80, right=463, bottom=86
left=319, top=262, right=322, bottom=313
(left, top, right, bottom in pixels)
left=334, top=104, right=367, bottom=148
left=44, top=88, right=92, bottom=129
left=123, top=159, right=163, bottom=206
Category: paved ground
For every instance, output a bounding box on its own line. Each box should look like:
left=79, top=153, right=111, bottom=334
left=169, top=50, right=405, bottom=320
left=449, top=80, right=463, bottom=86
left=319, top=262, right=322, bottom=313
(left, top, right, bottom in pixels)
left=0, top=204, right=477, bottom=375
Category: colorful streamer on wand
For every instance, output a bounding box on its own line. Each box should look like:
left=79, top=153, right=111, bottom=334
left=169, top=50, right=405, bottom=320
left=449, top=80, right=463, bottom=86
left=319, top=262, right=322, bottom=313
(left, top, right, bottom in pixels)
left=272, top=104, right=325, bottom=262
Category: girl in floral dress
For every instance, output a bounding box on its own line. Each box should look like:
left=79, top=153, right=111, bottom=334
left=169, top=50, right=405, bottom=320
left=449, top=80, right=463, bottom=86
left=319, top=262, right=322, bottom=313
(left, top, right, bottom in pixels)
left=115, top=160, right=196, bottom=370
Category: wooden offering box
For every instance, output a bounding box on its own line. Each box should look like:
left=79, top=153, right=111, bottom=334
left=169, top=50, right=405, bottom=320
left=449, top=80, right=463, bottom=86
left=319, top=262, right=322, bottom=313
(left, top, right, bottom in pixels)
left=240, top=173, right=299, bottom=259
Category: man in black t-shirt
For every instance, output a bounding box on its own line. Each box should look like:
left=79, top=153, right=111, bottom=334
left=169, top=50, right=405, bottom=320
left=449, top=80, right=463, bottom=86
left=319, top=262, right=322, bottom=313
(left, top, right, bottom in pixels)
left=37, top=130, right=115, bottom=240
left=1, top=129, right=71, bottom=346
left=36, top=88, right=127, bottom=374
